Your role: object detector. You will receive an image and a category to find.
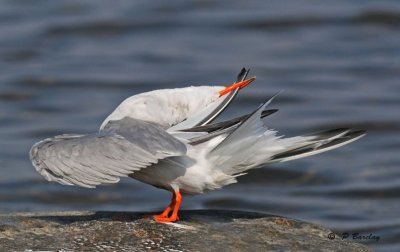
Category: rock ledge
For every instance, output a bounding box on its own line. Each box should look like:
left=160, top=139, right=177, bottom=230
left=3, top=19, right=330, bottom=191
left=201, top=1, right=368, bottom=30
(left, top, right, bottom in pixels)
left=0, top=210, right=371, bottom=251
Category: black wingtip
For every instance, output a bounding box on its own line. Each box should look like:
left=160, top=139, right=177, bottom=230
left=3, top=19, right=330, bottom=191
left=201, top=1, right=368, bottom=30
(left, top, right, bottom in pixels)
left=261, top=109, right=278, bottom=118
left=305, top=128, right=350, bottom=139
left=236, top=68, right=250, bottom=82
left=345, top=129, right=366, bottom=139
left=270, top=129, right=366, bottom=162
left=305, top=128, right=366, bottom=141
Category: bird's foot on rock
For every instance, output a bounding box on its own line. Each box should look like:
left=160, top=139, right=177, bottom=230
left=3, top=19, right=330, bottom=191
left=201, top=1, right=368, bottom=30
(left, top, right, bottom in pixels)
left=153, top=213, right=169, bottom=218
left=153, top=215, right=179, bottom=223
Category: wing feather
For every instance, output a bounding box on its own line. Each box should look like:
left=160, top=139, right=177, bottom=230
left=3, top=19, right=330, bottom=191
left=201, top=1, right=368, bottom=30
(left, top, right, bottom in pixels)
left=207, top=94, right=365, bottom=175
left=167, top=68, right=251, bottom=132
left=30, top=118, right=187, bottom=188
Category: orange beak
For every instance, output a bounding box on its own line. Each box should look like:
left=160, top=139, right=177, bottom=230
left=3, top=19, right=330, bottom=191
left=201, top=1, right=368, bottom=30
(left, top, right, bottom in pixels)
left=218, top=76, right=256, bottom=97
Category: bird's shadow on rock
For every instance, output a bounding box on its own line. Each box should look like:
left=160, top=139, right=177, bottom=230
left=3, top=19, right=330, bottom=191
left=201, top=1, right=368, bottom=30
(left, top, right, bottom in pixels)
left=30, top=209, right=277, bottom=225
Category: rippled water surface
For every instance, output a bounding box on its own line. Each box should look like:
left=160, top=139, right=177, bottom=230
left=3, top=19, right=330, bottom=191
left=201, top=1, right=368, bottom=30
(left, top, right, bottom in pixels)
left=0, top=1, right=399, bottom=251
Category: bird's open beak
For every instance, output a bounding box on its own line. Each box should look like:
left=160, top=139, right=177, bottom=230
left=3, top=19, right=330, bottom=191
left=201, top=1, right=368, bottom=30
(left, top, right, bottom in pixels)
left=219, top=76, right=256, bottom=97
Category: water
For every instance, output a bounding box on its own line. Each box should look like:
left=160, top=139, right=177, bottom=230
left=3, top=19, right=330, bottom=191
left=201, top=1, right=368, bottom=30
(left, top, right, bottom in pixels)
left=1, top=1, right=399, bottom=251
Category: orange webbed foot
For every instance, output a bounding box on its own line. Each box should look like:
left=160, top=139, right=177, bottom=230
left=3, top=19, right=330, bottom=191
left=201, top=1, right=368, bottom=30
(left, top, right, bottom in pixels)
left=153, top=215, right=179, bottom=223
left=153, top=190, right=182, bottom=223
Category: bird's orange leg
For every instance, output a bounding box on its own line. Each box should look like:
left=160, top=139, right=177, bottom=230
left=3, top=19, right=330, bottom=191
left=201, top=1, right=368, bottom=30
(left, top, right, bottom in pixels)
left=218, top=76, right=256, bottom=97
left=153, top=190, right=182, bottom=223
left=153, top=193, right=176, bottom=218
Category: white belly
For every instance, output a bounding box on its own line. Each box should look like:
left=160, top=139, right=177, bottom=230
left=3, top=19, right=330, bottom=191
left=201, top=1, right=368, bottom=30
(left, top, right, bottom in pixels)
left=130, top=151, right=236, bottom=195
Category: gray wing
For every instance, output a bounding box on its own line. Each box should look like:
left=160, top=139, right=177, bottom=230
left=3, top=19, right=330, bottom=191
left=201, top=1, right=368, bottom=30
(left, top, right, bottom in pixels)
left=30, top=117, right=187, bottom=188
left=180, top=109, right=278, bottom=133
left=173, top=109, right=278, bottom=145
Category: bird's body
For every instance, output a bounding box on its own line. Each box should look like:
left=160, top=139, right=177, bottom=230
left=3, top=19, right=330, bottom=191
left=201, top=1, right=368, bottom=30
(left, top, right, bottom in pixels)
left=30, top=69, right=365, bottom=222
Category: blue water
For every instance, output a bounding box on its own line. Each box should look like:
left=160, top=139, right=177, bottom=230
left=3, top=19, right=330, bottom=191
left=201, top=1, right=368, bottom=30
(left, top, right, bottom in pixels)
left=1, top=1, right=400, bottom=251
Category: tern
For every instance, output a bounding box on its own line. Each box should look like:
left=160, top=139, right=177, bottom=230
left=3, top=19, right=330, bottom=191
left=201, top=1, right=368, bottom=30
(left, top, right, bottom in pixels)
left=30, top=68, right=365, bottom=222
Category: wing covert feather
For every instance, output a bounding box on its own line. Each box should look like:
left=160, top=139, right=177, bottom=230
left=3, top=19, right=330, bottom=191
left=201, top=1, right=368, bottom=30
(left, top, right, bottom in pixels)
left=30, top=118, right=186, bottom=188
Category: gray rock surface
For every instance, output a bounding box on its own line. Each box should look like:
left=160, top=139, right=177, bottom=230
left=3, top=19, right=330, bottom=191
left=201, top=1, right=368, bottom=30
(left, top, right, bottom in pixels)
left=0, top=210, right=371, bottom=252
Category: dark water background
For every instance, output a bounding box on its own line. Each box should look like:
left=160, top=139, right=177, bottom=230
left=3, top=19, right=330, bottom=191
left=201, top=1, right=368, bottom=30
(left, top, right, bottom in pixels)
left=0, top=1, right=399, bottom=251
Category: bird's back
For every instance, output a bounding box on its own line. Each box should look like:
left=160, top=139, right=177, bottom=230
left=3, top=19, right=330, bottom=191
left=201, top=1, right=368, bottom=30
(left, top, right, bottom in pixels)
left=100, top=86, right=223, bottom=130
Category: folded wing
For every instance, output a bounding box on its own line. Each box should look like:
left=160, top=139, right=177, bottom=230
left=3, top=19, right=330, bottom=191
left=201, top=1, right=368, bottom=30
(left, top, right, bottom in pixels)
left=30, top=118, right=187, bottom=188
